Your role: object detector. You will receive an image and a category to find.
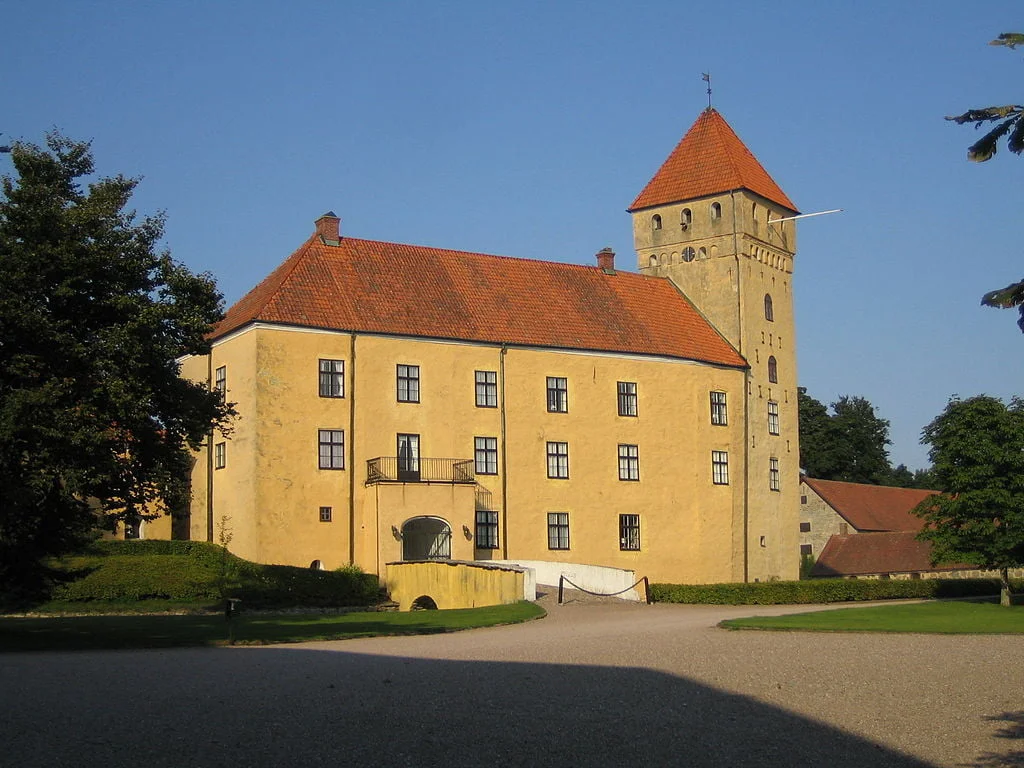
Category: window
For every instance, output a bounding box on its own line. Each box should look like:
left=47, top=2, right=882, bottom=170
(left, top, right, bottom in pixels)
left=474, top=437, right=498, bottom=475
left=800, top=494, right=808, bottom=504
left=769, top=457, right=780, bottom=491
left=546, top=376, right=568, bottom=413
left=617, top=381, right=638, bottom=417
left=475, top=510, right=499, bottom=549
left=768, top=401, right=780, bottom=435
left=799, top=522, right=811, bottom=533
left=397, top=364, right=420, bottom=402
left=546, top=442, right=569, bottom=479
left=652, top=214, right=662, bottom=231
left=214, top=366, right=226, bottom=395
left=752, top=203, right=759, bottom=233
left=318, top=429, right=345, bottom=469
left=618, top=444, right=640, bottom=481
left=475, top=370, right=497, bottom=407
left=619, top=514, right=641, bottom=551
left=318, top=359, right=345, bottom=398
left=710, top=391, right=728, bottom=426
left=214, top=442, right=226, bottom=469
left=800, top=544, right=813, bottom=556
left=767, top=356, right=778, bottom=384
left=397, top=433, right=420, bottom=480
left=681, top=208, right=692, bottom=227
left=764, top=294, right=774, bottom=322
left=319, top=506, right=333, bottom=523
left=682, top=246, right=696, bottom=262
left=712, top=450, right=729, bottom=485
left=547, top=512, right=570, bottom=550
left=839, top=522, right=849, bottom=535
left=710, top=202, right=721, bottom=220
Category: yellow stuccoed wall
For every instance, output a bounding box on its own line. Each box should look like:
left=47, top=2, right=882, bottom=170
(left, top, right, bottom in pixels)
left=180, top=322, right=751, bottom=585
left=385, top=561, right=525, bottom=610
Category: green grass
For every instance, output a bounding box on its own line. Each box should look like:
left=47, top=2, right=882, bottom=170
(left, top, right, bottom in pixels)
left=0, top=601, right=545, bottom=652
left=720, top=599, right=1024, bottom=634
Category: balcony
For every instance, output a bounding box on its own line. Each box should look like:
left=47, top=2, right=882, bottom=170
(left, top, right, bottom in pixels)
left=366, top=456, right=475, bottom=486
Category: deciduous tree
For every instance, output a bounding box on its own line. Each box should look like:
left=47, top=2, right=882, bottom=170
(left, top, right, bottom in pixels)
left=912, top=395, right=1024, bottom=606
left=0, top=133, right=233, bottom=598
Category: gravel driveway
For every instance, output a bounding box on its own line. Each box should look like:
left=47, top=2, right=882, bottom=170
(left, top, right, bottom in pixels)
left=1, top=596, right=1020, bottom=767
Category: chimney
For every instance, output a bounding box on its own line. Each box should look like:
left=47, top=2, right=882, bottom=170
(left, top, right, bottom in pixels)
left=315, top=211, right=341, bottom=245
left=596, top=247, right=615, bottom=274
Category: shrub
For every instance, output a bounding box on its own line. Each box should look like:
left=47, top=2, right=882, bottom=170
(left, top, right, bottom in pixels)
left=649, top=578, right=1016, bottom=605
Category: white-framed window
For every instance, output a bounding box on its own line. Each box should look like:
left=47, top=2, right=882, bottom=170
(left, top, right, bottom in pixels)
left=712, top=450, right=729, bottom=485
left=617, top=381, right=637, bottom=417
left=546, top=442, right=569, bottom=479
left=474, top=436, right=498, bottom=475
left=768, top=400, right=780, bottom=435
left=475, top=370, right=497, bottom=407
left=711, top=391, right=728, bottom=426
left=547, top=512, right=570, bottom=550
left=319, top=359, right=345, bottom=398
left=769, top=457, right=780, bottom=491
left=546, top=376, right=568, bottom=413
left=618, top=444, right=639, bottom=481
left=397, top=364, right=420, bottom=403
left=214, top=441, right=226, bottom=469
left=619, top=514, right=640, bottom=551
left=214, top=366, right=226, bottom=395
left=318, top=429, right=345, bottom=470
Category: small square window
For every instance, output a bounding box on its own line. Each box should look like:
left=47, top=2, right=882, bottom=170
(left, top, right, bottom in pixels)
left=618, top=444, right=639, bottom=481
left=319, top=506, right=333, bottom=523
left=475, top=370, right=497, bottom=408
left=712, top=450, right=729, bottom=485
left=547, top=512, right=570, bottom=550
left=800, top=544, right=813, bottom=556
left=474, top=437, right=498, bottom=475
left=318, top=429, right=345, bottom=470
left=397, top=364, right=420, bottom=403
left=546, top=442, right=569, bottom=479
left=710, top=391, right=728, bottom=426
left=475, top=510, right=499, bottom=549
left=617, top=382, right=638, bottom=417
left=759, top=535, right=767, bottom=548
left=214, top=442, right=226, bottom=469
left=319, top=359, right=345, bottom=398
left=546, top=377, right=568, bottom=413
left=799, top=522, right=811, bottom=533
left=619, top=514, right=640, bottom=551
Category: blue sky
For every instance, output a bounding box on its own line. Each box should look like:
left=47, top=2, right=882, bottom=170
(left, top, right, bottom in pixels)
left=2, top=1, right=1021, bottom=470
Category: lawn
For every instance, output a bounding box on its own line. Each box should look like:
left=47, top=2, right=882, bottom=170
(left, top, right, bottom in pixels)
left=720, top=599, right=1024, bottom=634
left=0, top=602, right=545, bottom=652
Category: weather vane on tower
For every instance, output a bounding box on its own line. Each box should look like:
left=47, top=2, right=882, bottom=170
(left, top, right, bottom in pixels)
left=702, top=73, right=712, bottom=109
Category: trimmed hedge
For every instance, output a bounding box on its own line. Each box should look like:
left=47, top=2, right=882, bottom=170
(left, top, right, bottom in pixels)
left=650, top=578, right=1019, bottom=605
left=44, top=540, right=380, bottom=609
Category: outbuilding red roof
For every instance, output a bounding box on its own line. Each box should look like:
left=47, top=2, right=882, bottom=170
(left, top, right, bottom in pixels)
left=213, top=233, right=747, bottom=368
left=810, top=532, right=966, bottom=577
left=803, top=477, right=938, bottom=533
left=629, top=108, right=798, bottom=213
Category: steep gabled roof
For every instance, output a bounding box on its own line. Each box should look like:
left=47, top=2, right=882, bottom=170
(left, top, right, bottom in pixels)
left=810, top=532, right=966, bottom=577
left=803, top=477, right=938, bottom=533
left=213, top=235, right=747, bottom=368
left=629, top=108, right=798, bottom=213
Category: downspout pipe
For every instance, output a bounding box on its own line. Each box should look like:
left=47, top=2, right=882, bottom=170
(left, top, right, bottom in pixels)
left=499, top=344, right=509, bottom=559
left=206, top=353, right=214, bottom=543
left=348, top=333, right=357, bottom=565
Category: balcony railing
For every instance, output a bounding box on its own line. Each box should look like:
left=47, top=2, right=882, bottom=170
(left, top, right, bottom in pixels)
left=366, top=456, right=476, bottom=486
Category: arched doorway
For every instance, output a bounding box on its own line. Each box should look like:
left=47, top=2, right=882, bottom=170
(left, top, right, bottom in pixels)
left=401, top=517, right=452, bottom=561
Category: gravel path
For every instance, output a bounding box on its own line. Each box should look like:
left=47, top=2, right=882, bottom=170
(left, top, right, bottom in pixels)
left=1, top=596, right=1021, bottom=767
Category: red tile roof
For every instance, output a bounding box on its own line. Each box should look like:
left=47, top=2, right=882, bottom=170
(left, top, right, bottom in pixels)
left=213, top=235, right=747, bottom=368
left=629, top=108, right=798, bottom=213
left=803, top=477, right=938, bottom=532
left=810, top=532, right=966, bottom=577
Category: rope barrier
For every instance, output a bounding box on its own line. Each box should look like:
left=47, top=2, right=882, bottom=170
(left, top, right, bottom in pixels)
left=558, top=575, right=652, bottom=604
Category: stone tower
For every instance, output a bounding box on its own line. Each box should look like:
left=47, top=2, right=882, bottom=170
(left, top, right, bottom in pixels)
left=629, top=108, right=800, bottom=581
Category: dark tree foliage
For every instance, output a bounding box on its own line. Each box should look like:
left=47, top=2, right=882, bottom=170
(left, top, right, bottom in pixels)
left=912, top=395, right=1024, bottom=606
left=0, top=133, right=233, bottom=597
left=947, top=33, right=1024, bottom=332
left=798, top=389, right=897, bottom=485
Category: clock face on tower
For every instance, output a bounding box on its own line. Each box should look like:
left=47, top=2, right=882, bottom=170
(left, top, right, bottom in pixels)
left=682, top=247, right=696, bottom=262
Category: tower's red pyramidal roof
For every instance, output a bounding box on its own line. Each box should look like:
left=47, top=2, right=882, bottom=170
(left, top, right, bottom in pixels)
left=629, top=108, right=798, bottom=213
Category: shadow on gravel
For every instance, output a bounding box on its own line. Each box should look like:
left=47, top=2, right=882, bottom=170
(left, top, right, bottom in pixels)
left=1, top=647, right=936, bottom=767
left=964, top=711, right=1024, bottom=767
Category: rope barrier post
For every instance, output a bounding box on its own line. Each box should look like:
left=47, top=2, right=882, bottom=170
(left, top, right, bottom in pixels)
left=558, top=575, right=564, bottom=604
left=643, top=576, right=652, bottom=605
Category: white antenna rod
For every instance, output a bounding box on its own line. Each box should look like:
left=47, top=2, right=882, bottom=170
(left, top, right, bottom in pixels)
left=767, top=209, right=842, bottom=224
